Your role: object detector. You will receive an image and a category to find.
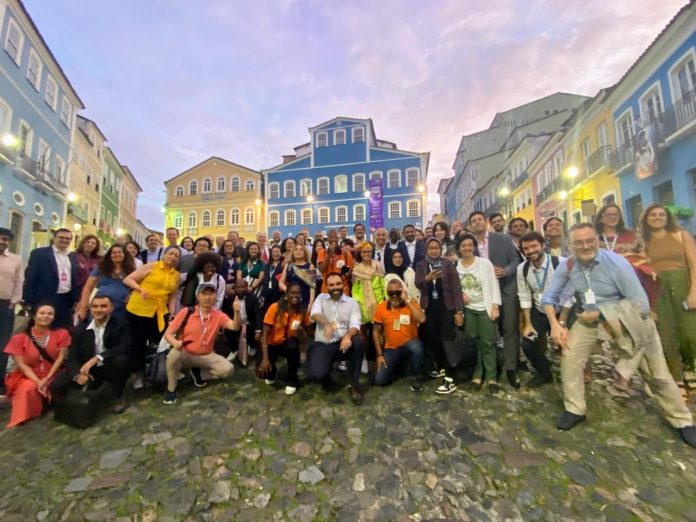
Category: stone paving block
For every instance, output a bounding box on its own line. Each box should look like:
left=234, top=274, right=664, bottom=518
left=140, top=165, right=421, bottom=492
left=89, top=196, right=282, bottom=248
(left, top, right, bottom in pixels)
left=503, top=451, right=547, bottom=468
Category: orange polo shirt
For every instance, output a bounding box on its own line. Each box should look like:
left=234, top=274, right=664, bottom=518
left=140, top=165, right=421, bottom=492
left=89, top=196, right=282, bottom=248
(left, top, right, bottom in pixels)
left=317, top=248, right=353, bottom=294
left=263, top=302, right=312, bottom=346
left=373, top=299, right=420, bottom=349
left=168, top=306, right=232, bottom=356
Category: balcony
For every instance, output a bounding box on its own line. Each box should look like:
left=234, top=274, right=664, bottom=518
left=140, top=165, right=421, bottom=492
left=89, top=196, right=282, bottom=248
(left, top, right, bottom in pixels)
left=14, top=153, right=37, bottom=179
left=536, top=180, right=559, bottom=204
left=509, top=170, right=529, bottom=191
left=656, top=89, right=696, bottom=142
left=585, top=145, right=613, bottom=178
left=68, top=203, right=88, bottom=223
left=34, top=165, right=70, bottom=195
left=485, top=200, right=500, bottom=215
left=611, top=142, right=634, bottom=173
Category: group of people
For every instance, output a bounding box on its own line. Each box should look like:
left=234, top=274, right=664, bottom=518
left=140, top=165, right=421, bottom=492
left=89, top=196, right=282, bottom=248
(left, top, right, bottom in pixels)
left=1, top=201, right=696, bottom=448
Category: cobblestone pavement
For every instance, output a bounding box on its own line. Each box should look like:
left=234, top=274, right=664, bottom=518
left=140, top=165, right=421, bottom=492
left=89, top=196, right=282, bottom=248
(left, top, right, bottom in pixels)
left=2, top=349, right=696, bottom=522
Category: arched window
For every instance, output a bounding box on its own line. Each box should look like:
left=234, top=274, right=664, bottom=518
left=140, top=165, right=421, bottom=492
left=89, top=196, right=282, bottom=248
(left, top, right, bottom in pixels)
left=406, top=168, right=419, bottom=187
left=300, top=179, right=312, bottom=197
left=387, top=169, right=401, bottom=189
left=407, top=199, right=420, bottom=218
left=174, top=213, right=183, bottom=229
left=334, top=175, right=348, bottom=193
left=269, top=211, right=280, bottom=228
left=269, top=182, right=280, bottom=199
left=318, top=207, right=330, bottom=224
left=317, top=177, right=329, bottom=195
left=202, top=177, right=212, bottom=193
left=370, top=171, right=382, bottom=181
left=175, top=186, right=184, bottom=197
left=246, top=180, right=255, bottom=191
left=230, top=209, right=240, bottom=225
left=353, top=204, right=366, bottom=222
left=245, top=207, right=255, bottom=224
left=188, top=211, right=197, bottom=227
left=335, top=206, right=348, bottom=223
left=285, top=209, right=296, bottom=227
left=301, top=208, right=312, bottom=225
left=216, top=209, right=225, bottom=226
left=202, top=210, right=211, bottom=227
left=284, top=180, right=296, bottom=198
left=231, top=176, right=240, bottom=192
left=388, top=201, right=401, bottom=219
left=352, top=173, right=365, bottom=193
left=189, top=180, right=198, bottom=195
left=216, top=176, right=226, bottom=192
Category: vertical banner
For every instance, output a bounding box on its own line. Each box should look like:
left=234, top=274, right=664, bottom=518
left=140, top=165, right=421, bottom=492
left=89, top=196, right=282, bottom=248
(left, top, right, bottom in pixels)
left=369, top=179, right=384, bottom=230
left=633, top=121, right=658, bottom=180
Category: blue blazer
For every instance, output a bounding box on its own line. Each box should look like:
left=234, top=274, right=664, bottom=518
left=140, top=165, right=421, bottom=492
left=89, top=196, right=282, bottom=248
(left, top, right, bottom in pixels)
left=23, top=246, right=79, bottom=307
left=396, top=240, right=425, bottom=269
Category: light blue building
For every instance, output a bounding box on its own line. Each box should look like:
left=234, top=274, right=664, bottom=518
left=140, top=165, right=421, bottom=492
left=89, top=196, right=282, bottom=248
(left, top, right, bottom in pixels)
left=0, top=0, right=84, bottom=259
left=264, top=117, right=429, bottom=238
left=609, top=3, right=696, bottom=230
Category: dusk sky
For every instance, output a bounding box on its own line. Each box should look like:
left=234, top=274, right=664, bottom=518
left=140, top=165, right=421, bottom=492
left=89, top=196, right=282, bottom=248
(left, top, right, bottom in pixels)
left=24, top=0, right=687, bottom=229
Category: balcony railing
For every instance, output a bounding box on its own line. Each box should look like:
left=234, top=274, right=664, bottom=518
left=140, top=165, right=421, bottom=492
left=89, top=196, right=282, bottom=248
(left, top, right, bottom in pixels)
left=611, top=141, right=634, bottom=172
left=656, top=89, right=696, bottom=141
left=34, top=165, right=69, bottom=194
left=15, top=153, right=37, bottom=176
left=68, top=203, right=88, bottom=222
left=509, top=170, right=529, bottom=191
left=585, top=145, right=613, bottom=178
left=536, top=180, right=560, bottom=204
left=485, top=200, right=500, bottom=215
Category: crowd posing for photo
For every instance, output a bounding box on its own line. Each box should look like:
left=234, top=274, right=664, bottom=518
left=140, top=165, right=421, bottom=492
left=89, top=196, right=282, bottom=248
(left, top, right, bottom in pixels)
left=1, top=203, right=696, bottom=447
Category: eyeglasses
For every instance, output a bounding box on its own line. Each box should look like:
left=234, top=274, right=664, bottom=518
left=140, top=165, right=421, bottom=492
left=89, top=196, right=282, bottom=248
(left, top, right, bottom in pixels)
left=387, top=290, right=402, bottom=297
left=571, top=238, right=598, bottom=247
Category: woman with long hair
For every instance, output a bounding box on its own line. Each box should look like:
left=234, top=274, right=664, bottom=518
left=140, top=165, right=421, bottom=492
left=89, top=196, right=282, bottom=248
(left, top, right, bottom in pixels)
left=262, top=244, right=285, bottom=312
left=124, top=246, right=181, bottom=389
left=433, top=221, right=457, bottom=262
left=641, top=203, right=696, bottom=398
left=219, top=239, right=240, bottom=307
left=543, top=217, right=569, bottom=257
left=280, top=237, right=295, bottom=263
left=280, top=243, right=317, bottom=310
left=237, top=241, right=266, bottom=299
left=3, top=303, right=70, bottom=427
left=181, top=252, right=225, bottom=309
left=126, top=240, right=144, bottom=268
left=385, top=250, right=420, bottom=301
left=180, top=236, right=194, bottom=253
left=74, top=234, right=102, bottom=299
left=76, top=244, right=136, bottom=322
left=311, top=238, right=326, bottom=295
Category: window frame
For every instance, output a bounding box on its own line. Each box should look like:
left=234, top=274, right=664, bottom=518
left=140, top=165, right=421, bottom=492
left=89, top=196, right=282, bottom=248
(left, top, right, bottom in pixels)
left=285, top=209, right=297, bottom=227
left=300, top=178, right=312, bottom=197
left=387, top=169, right=401, bottom=189
left=231, top=176, right=240, bottom=192
left=614, top=108, right=635, bottom=147
left=175, top=185, right=184, bottom=197
left=54, top=155, right=65, bottom=182
left=638, top=80, right=665, bottom=123
left=315, top=131, right=328, bottom=148
left=581, top=139, right=591, bottom=159
left=353, top=204, right=366, bottom=222
left=44, top=74, right=57, bottom=111
left=406, top=198, right=420, bottom=218
left=370, top=171, right=382, bottom=182
left=318, top=207, right=330, bottom=224
left=301, top=208, right=313, bottom=225
left=334, top=129, right=346, bottom=146
left=335, top=205, right=348, bottom=223
left=60, top=97, right=72, bottom=128
left=216, top=176, right=226, bottom=192
left=317, top=177, right=330, bottom=195
left=187, top=211, right=197, bottom=228
left=216, top=209, right=225, bottom=227
left=284, top=180, right=296, bottom=198
left=352, top=126, right=365, bottom=143
left=245, top=206, right=255, bottom=225
left=26, top=48, right=42, bottom=90
left=202, top=177, right=212, bottom=194
left=334, top=174, right=348, bottom=194
left=4, top=19, right=23, bottom=65
left=352, top=173, right=365, bottom=193
left=202, top=209, right=211, bottom=228
left=245, top=180, right=255, bottom=191
left=405, top=168, right=419, bottom=188
left=268, top=182, right=280, bottom=199
left=269, top=211, right=280, bottom=228
left=188, top=180, right=198, bottom=196
left=388, top=201, right=401, bottom=219
left=668, top=48, right=696, bottom=103
left=230, top=208, right=240, bottom=226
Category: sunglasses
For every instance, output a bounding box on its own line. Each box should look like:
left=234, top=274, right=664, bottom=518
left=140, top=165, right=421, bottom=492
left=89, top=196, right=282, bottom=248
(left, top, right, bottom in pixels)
left=387, top=290, right=402, bottom=297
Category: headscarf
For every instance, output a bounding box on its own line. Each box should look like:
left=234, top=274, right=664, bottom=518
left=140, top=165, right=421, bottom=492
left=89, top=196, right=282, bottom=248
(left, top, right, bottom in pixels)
left=424, top=237, right=443, bottom=265
left=352, top=258, right=384, bottom=319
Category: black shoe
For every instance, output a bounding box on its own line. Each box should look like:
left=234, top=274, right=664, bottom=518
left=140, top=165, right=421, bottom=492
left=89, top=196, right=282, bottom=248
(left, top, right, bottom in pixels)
left=472, top=379, right=484, bottom=391
left=527, top=374, right=554, bottom=389
left=189, top=368, right=207, bottom=388
left=517, top=360, right=530, bottom=373
left=409, top=378, right=423, bottom=393
left=506, top=370, right=521, bottom=389
left=678, top=426, right=696, bottom=448
left=557, top=411, right=586, bottom=430
left=348, top=385, right=364, bottom=405
left=163, top=391, right=178, bottom=405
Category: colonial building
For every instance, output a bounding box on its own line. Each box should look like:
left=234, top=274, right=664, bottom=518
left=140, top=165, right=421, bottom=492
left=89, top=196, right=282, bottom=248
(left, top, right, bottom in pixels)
left=0, top=0, right=84, bottom=258
left=163, top=156, right=264, bottom=241
left=264, top=117, right=429, bottom=238
left=119, top=165, right=142, bottom=244
left=98, top=147, right=124, bottom=247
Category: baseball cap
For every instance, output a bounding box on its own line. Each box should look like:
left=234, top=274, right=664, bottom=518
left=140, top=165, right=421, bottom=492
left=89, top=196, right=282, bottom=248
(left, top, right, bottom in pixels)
left=196, top=282, right=217, bottom=295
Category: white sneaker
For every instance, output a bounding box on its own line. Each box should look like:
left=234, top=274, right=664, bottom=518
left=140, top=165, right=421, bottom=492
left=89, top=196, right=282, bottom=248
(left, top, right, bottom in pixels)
left=435, top=377, right=457, bottom=395
left=226, top=352, right=238, bottom=363
left=132, top=374, right=144, bottom=390
left=337, top=361, right=348, bottom=372
left=361, top=359, right=369, bottom=375
left=248, top=347, right=257, bottom=357
left=428, top=369, right=445, bottom=379
left=264, top=379, right=276, bottom=385
left=177, top=372, right=186, bottom=381
left=284, top=386, right=298, bottom=396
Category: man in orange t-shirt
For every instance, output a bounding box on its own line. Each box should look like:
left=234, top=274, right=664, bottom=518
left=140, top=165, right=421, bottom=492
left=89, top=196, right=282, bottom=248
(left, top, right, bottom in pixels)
left=317, top=229, right=353, bottom=295
left=257, top=283, right=312, bottom=395
left=373, top=279, right=426, bottom=391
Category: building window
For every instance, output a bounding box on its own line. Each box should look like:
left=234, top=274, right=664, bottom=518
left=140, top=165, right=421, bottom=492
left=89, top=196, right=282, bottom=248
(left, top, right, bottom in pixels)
left=370, top=171, right=382, bottom=181
left=406, top=168, right=419, bottom=188
left=553, top=152, right=564, bottom=176
left=300, top=179, right=312, bottom=197
left=44, top=75, right=57, bottom=110
left=0, top=99, right=10, bottom=134
left=387, top=169, right=401, bottom=189
left=407, top=199, right=420, bottom=218
left=597, top=122, right=608, bottom=147
left=388, top=201, right=401, bottom=219
left=269, top=211, right=280, bottom=228
left=245, top=207, right=255, bottom=224
left=231, top=176, right=240, bottom=192
left=285, top=209, right=296, bottom=227
left=202, top=177, right=212, bottom=193
left=640, top=83, right=664, bottom=122
left=335, top=175, right=348, bottom=193
left=316, top=131, right=328, bottom=148
left=353, top=204, right=366, bottom=222
left=4, top=19, right=23, bottom=65
left=581, top=139, right=591, bottom=159
left=60, top=98, right=72, bottom=128
left=37, top=140, right=50, bottom=172
left=616, top=111, right=634, bottom=147
left=189, top=180, right=198, bottom=195
left=670, top=51, right=696, bottom=101
left=335, top=206, right=348, bottom=223
left=216, top=209, right=225, bottom=226
left=317, top=177, right=329, bottom=195
left=246, top=180, right=255, bottom=191
left=269, top=182, right=280, bottom=199
left=334, top=129, right=346, bottom=145
left=230, top=209, right=240, bottom=225
left=216, top=176, right=226, bottom=192
left=188, top=211, right=197, bottom=227
left=284, top=180, right=296, bottom=198
left=55, top=156, right=65, bottom=182
left=175, top=185, right=184, bottom=197
left=301, top=208, right=312, bottom=225
left=318, top=207, right=330, bottom=224
left=202, top=210, right=211, bottom=228
left=26, top=48, right=42, bottom=90
left=352, top=173, right=365, bottom=193
left=352, top=126, right=365, bottom=143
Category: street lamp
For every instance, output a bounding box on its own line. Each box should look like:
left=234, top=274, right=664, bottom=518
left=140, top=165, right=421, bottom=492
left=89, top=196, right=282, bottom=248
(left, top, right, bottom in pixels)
left=67, top=192, right=78, bottom=202
left=566, top=166, right=579, bottom=179
left=417, top=184, right=425, bottom=193
left=306, top=194, right=315, bottom=203
left=498, top=186, right=510, bottom=197
left=559, top=190, right=568, bottom=200
left=255, top=198, right=262, bottom=206
left=2, top=133, right=18, bottom=148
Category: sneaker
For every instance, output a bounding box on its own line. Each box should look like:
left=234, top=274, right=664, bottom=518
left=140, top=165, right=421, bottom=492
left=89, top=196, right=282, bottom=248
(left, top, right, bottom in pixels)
left=189, top=368, right=207, bottom=388
left=284, top=385, right=298, bottom=396
left=409, top=379, right=423, bottom=393
left=248, top=347, right=257, bottom=357
left=132, top=374, right=144, bottom=390
left=226, top=351, right=238, bottom=363
left=264, top=378, right=277, bottom=385
left=361, top=359, right=369, bottom=375
left=435, top=377, right=457, bottom=395
left=337, top=361, right=348, bottom=372
left=163, top=391, right=178, bottom=405
left=428, top=369, right=445, bottom=379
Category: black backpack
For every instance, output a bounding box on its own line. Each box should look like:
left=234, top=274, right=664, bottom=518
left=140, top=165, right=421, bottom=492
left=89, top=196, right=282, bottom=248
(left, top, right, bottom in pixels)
left=521, top=255, right=563, bottom=291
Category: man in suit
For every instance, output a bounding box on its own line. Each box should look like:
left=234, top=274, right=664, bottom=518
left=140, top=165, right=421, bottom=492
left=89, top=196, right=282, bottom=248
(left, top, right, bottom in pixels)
left=50, top=294, right=132, bottom=413
left=23, top=228, right=78, bottom=328
left=223, top=279, right=263, bottom=364
left=469, top=211, right=522, bottom=388
left=140, top=234, right=164, bottom=265
left=396, top=224, right=425, bottom=269
left=372, top=227, right=389, bottom=272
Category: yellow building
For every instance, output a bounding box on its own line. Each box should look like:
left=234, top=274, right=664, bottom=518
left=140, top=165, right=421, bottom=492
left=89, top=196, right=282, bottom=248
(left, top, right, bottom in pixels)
left=163, top=156, right=264, bottom=241
left=65, top=116, right=106, bottom=241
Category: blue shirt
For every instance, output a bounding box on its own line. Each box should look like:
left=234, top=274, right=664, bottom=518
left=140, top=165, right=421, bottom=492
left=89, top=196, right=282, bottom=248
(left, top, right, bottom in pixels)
left=541, top=249, right=649, bottom=314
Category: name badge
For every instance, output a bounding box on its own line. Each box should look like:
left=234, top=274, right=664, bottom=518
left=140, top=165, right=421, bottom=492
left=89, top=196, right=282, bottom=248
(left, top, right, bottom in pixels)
left=399, top=314, right=411, bottom=325
left=393, top=319, right=401, bottom=331
left=291, top=320, right=301, bottom=330
left=60, top=272, right=68, bottom=282
left=336, top=260, right=345, bottom=269
left=584, top=289, right=596, bottom=305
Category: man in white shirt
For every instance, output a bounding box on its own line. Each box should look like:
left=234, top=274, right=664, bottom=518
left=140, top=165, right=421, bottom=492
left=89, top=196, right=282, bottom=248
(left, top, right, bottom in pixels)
left=397, top=225, right=424, bottom=268
left=373, top=227, right=388, bottom=272
left=308, top=272, right=366, bottom=404
left=140, top=234, right=164, bottom=264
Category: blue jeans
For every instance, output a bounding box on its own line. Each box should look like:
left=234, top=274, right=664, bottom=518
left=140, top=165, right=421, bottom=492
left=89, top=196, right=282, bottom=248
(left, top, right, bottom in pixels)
left=374, top=339, right=424, bottom=386
left=307, top=336, right=366, bottom=386
left=0, top=306, right=15, bottom=390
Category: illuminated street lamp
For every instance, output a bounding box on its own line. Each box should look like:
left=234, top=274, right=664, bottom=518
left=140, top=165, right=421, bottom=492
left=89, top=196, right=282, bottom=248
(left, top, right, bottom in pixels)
left=417, top=184, right=425, bottom=193
left=558, top=190, right=568, bottom=200
left=67, top=192, right=78, bottom=202
left=1, top=133, right=18, bottom=148
left=72, top=223, right=82, bottom=232
left=306, top=194, right=315, bottom=203
left=498, top=186, right=510, bottom=197
left=116, top=228, right=126, bottom=237
left=363, top=190, right=370, bottom=198
left=255, top=198, right=263, bottom=206
left=566, top=166, right=579, bottom=179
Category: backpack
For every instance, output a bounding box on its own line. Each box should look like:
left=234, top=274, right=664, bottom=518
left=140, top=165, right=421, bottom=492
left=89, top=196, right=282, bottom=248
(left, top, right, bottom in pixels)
left=522, top=255, right=562, bottom=290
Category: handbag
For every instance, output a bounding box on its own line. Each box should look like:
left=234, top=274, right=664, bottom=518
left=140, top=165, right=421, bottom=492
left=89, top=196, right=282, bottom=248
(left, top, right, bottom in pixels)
left=146, top=307, right=194, bottom=384
left=54, top=381, right=112, bottom=429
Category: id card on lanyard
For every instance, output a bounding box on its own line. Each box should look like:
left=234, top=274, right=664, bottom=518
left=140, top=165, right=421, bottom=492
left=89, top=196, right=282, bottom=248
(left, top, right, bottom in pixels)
left=533, top=255, right=551, bottom=291
left=582, top=267, right=597, bottom=307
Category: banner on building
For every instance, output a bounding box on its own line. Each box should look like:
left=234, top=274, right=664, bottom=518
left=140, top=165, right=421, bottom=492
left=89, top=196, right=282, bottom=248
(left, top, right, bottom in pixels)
left=633, top=121, right=658, bottom=180
left=369, top=179, right=384, bottom=230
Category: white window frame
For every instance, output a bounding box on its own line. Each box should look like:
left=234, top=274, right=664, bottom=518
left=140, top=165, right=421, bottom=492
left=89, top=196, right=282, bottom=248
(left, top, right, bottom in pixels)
left=269, top=211, right=280, bottom=228
left=4, top=19, right=23, bottom=65
left=370, top=171, right=382, bottom=181
left=300, top=178, right=312, bottom=197
left=405, top=168, right=419, bottom=188
left=37, top=139, right=50, bottom=172
left=245, top=206, right=255, bottom=225
left=175, top=185, right=184, bottom=197
left=216, top=176, right=226, bottom=192
left=406, top=199, right=420, bottom=218
left=202, top=210, right=211, bottom=228
left=334, top=129, right=346, bottom=145
left=668, top=48, right=696, bottom=103
left=315, top=131, right=328, bottom=148
left=301, top=208, right=313, bottom=225
left=44, top=74, right=57, bottom=110
left=614, top=108, right=635, bottom=147
left=26, top=48, right=42, bottom=90
left=335, top=205, right=348, bottom=223
left=60, top=97, right=72, bottom=128
left=246, top=180, right=255, bottom=191
left=187, top=211, right=197, bottom=228
left=318, top=207, right=330, bottom=224
left=216, top=209, right=225, bottom=227
left=189, top=180, right=198, bottom=196
left=231, top=176, right=240, bottom=192
left=0, top=98, right=12, bottom=135
left=352, top=173, right=365, bottom=193
left=581, top=139, right=591, bottom=159
left=285, top=209, right=296, bottom=227
left=268, top=182, right=280, bottom=199
left=387, top=169, right=401, bottom=189
left=352, top=126, right=365, bottom=143
left=284, top=180, right=296, bottom=198
left=202, top=177, right=212, bottom=193
left=334, top=174, right=348, bottom=194
left=553, top=151, right=564, bottom=177
left=54, top=155, right=65, bottom=181
left=388, top=201, right=401, bottom=219
left=639, top=80, right=665, bottom=123
left=353, top=204, right=366, bottom=222
left=229, top=208, right=240, bottom=226
left=597, top=122, right=608, bottom=148
left=317, top=177, right=330, bottom=195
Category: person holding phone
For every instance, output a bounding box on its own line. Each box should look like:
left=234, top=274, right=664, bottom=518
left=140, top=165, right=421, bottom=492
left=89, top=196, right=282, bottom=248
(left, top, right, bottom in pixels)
left=317, top=229, right=353, bottom=296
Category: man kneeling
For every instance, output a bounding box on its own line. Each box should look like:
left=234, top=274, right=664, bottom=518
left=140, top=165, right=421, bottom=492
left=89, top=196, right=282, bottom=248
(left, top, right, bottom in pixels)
left=50, top=294, right=131, bottom=413
left=373, top=279, right=426, bottom=391
left=163, top=283, right=241, bottom=404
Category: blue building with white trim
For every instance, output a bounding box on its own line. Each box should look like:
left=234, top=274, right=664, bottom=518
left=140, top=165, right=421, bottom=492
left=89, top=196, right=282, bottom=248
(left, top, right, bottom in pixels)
left=0, top=0, right=84, bottom=259
left=609, top=3, right=696, bottom=231
left=264, top=117, right=429, bottom=238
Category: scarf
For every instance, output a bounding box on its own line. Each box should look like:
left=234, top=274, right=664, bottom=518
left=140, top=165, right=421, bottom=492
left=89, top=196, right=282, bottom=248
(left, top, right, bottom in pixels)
left=388, top=262, right=407, bottom=280
left=424, top=238, right=443, bottom=265
left=352, top=261, right=384, bottom=318
left=290, top=263, right=317, bottom=288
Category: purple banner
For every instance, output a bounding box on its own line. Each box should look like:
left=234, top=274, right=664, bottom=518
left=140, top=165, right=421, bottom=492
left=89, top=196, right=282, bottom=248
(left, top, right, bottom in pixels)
left=369, top=179, right=384, bottom=230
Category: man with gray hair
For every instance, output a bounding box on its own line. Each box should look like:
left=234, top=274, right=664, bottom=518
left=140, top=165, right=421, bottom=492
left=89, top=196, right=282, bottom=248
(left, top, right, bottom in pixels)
left=543, top=222, right=696, bottom=447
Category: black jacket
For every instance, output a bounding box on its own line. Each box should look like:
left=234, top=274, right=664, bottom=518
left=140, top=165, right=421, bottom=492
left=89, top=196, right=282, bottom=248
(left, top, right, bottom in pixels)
left=23, top=246, right=78, bottom=307
left=395, top=240, right=425, bottom=269
left=67, top=316, right=132, bottom=377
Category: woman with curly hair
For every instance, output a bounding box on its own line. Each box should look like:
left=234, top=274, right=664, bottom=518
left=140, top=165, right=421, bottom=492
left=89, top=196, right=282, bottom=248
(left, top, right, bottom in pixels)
left=74, top=234, right=102, bottom=299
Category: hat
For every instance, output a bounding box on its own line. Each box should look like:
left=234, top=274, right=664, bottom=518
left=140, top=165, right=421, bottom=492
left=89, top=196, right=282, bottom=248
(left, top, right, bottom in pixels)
left=196, top=282, right=217, bottom=295
left=0, top=227, right=14, bottom=240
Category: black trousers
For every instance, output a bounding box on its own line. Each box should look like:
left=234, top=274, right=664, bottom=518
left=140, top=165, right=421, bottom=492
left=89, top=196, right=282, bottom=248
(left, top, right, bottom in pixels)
left=520, top=307, right=553, bottom=379
left=51, top=293, right=76, bottom=330
left=50, top=353, right=130, bottom=398
left=256, top=337, right=301, bottom=386
left=128, top=312, right=161, bottom=373
left=307, top=336, right=366, bottom=386
left=424, top=301, right=457, bottom=378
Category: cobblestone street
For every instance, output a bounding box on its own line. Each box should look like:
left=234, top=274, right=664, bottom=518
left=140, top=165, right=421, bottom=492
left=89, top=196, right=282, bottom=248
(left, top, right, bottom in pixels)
left=1, top=349, right=696, bottom=522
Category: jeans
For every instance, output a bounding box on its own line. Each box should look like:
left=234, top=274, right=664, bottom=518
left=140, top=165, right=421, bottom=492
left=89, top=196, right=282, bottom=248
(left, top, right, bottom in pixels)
left=374, top=339, right=424, bottom=386
left=256, top=337, right=301, bottom=386
left=520, top=307, right=553, bottom=379
left=307, top=336, right=366, bottom=386
left=0, top=306, right=14, bottom=390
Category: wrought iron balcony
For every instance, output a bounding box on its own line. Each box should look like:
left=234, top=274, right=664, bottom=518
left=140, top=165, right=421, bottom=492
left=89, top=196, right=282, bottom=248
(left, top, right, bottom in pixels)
left=536, top=180, right=559, bottom=204
left=509, top=170, right=529, bottom=191
left=585, top=145, right=613, bottom=178
left=485, top=200, right=500, bottom=215
left=611, top=142, right=634, bottom=172
left=656, top=89, right=696, bottom=141
left=34, top=165, right=69, bottom=194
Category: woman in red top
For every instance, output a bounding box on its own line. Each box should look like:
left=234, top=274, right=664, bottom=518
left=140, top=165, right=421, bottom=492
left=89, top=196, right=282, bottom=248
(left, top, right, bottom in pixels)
left=257, top=283, right=312, bottom=395
left=4, top=303, right=70, bottom=427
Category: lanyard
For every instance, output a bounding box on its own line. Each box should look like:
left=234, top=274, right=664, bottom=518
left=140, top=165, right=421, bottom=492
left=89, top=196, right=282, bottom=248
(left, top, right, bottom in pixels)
left=582, top=265, right=593, bottom=290
left=601, top=234, right=618, bottom=252
left=199, top=310, right=211, bottom=345
left=532, top=255, right=551, bottom=291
